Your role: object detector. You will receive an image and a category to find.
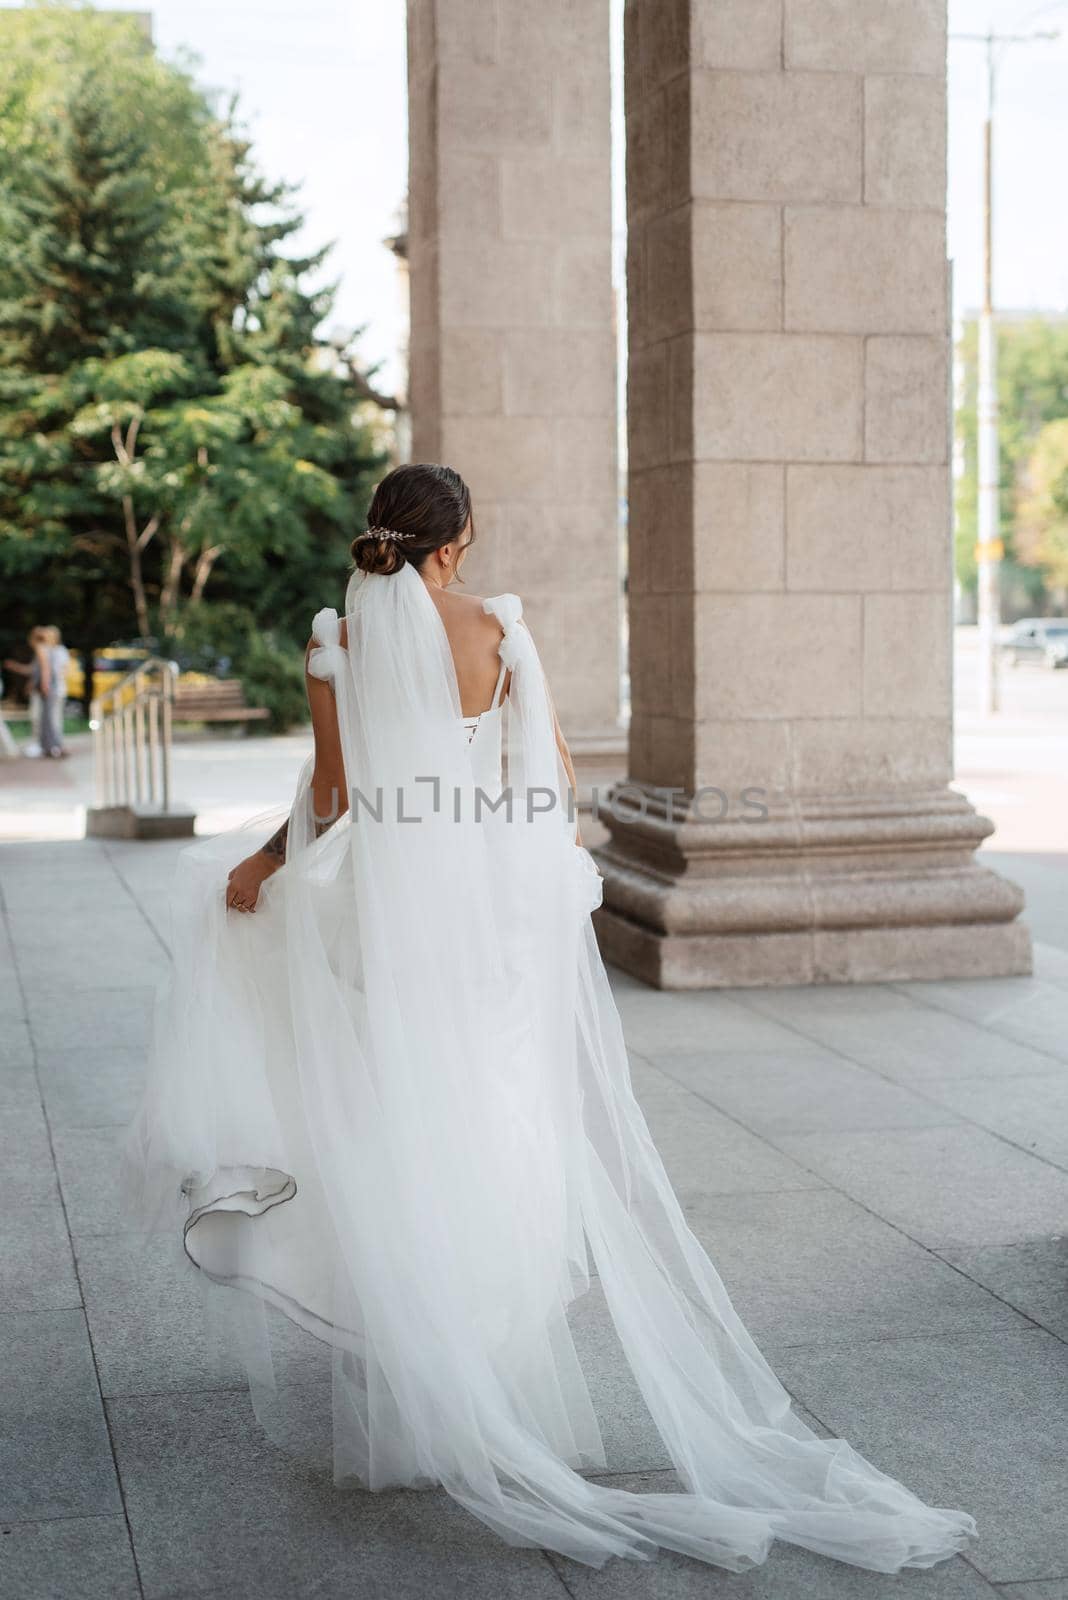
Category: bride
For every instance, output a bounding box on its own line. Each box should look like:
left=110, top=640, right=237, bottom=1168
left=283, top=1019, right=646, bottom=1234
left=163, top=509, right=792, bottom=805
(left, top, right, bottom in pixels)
left=127, top=462, right=975, bottom=1575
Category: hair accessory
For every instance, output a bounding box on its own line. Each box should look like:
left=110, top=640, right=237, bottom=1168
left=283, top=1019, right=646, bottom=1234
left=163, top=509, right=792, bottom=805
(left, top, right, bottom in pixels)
left=364, top=525, right=414, bottom=543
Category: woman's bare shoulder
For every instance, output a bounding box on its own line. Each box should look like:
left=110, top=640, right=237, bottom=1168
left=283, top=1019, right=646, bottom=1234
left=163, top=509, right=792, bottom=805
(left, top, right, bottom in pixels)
left=436, top=589, right=500, bottom=634
left=440, top=589, right=487, bottom=612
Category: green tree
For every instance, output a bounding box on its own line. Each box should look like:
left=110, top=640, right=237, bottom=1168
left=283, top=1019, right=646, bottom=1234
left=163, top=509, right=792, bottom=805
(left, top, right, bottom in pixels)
left=0, top=6, right=211, bottom=200
left=955, top=317, right=1068, bottom=603
left=68, top=352, right=349, bottom=636
left=0, top=9, right=386, bottom=679
left=1017, top=418, right=1068, bottom=600
left=0, top=72, right=191, bottom=372
left=0, top=70, right=204, bottom=637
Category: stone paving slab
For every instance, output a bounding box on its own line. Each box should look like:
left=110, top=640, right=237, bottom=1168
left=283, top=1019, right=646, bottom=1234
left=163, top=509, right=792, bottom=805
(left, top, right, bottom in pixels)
left=76, top=1234, right=328, bottom=1401
left=552, top=1475, right=1000, bottom=1599
left=774, top=1327, right=1068, bottom=1585
left=613, top=979, right=827, bottom=1056
left=566, top=1278, right=671, bottom=1473
left=770, top=1123, right=1068, bottom=1251
left=0, top=1309, right=122, bottom=1523
left=646, top=1044, right=959, bottom=1137
left=0, top=1019, right=38, bottom=1111
left=934, top=1238, right=1068, bottom=1343
left=106, top=1388, right=571, bottom=1600
left=896, top=976, right=1068, bottom=1065
left=74, top=1233, right=249, bottom=1400
left=0, top=921, right=22, bottom=1016
left=17, top=936, right=167, bottom=999
left=740, top=985, right=1068, bottom=1081
left=2, top=837, right=1067, bottom=1596
left=626, top=1057, right=829, bottom=1203
left=52, top=1125, right=132, bottom=1238
left=2, top=1103, right=65, bottom=1215
left=0, top=1516, right=140, bottom=1600
left=682, top=1188, right=1031, bottom=1350
left=0, top=1209, right=81, bottom=1315
left=36, top=1045, right=147, bottom=1130
left=21, top=985, right=157, bottom=1054
left=916, top=1069, right=1068, bottom=1169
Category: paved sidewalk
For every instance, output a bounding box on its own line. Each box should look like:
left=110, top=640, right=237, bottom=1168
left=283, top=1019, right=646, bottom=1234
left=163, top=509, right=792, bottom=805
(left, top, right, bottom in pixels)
left=2, top=837, right=1067, bottom=1600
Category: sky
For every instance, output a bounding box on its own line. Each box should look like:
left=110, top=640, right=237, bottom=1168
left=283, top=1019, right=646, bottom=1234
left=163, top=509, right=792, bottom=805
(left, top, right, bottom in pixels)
left=6, top=0, right=1068, bottom=380
left=948, top=0, right=1068, bottom=314
left=95, top=0, right=412, bottom=391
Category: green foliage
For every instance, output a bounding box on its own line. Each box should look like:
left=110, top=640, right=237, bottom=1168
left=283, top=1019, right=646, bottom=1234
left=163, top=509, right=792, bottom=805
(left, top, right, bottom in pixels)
left=1017, top=418, right=1068, bottom=593
left=161, top=599, right=306, bottom=732
left=236, top=633, right=309, bottom=733
left=160, top=599, right=257, bottom=675
left=0, top=8, right=211, bottom=198
left=0, top=71, right=191, bottom=371
left=0, top=4, right=387, bottom=687
left=955, top=317, right=1068, bottom=602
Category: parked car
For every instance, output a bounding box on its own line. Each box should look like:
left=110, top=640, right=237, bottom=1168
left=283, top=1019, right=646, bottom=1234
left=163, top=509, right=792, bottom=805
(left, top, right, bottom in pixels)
left=91, top=644, right=153, bottom=708
left=92, top=642, right=235, bottom=715
left=63, top=649, right=86, bottom=702
left=1004, top=618, right=1068, bottom=669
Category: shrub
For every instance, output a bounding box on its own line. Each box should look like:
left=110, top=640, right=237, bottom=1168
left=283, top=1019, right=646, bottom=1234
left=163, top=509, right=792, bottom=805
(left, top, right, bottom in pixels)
left=162, top=602, right=308, bottom=733
left=237, top=634, right=308, bottom=734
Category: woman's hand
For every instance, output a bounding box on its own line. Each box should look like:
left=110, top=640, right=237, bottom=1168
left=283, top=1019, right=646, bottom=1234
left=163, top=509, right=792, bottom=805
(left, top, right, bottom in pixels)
left=226, top=850, right=279, bottom=914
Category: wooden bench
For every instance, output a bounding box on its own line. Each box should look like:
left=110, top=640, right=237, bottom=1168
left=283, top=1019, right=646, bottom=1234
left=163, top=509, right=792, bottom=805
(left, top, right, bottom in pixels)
left=172, top=679, right=270, bottom=724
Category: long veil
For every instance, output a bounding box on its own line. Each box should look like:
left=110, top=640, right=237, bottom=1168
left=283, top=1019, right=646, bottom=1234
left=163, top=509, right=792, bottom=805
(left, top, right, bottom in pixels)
left=126, top=563, right=975, bottom=1573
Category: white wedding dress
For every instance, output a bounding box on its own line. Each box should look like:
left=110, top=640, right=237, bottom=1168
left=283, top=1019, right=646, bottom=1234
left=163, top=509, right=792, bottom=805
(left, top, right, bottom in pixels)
left=126, top=565, right=976, bottom=1574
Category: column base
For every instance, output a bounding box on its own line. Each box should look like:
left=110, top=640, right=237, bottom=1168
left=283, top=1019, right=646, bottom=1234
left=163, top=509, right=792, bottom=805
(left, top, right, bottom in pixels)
left=592, top=785, right=1031, bottom=989
left=86, top=804, right=196, bottom=841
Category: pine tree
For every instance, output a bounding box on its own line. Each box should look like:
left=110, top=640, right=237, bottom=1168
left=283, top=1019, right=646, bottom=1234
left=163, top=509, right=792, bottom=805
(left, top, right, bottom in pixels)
left=0, top=72, right=191, bottom=374
left=0, top=50, right=386, bottom=665
left=173, top=115, right=387, bottom=631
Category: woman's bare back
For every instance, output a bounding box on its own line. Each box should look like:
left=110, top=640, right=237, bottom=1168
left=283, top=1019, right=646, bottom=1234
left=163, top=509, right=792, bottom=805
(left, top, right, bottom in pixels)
left=428, top=587, right=508, bottom=717
left=338, top=586, right=507, bottom=719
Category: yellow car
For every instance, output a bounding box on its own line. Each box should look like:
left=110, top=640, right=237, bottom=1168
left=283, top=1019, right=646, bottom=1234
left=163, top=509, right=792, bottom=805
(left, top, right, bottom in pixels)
left=91, top=646, right=152, bottom=712
left=91, top=646, right=221, bottom=715
left=64, top=649, right=86, bottom=701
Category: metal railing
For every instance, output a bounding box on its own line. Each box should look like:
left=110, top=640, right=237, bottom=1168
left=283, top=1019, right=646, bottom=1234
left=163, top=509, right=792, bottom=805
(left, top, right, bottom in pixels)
left=90, top=658, right=179, bottom=811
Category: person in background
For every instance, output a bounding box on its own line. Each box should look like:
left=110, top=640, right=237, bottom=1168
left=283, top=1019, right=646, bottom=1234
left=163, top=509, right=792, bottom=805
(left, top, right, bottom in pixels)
left=3, top=627, right=63, bottom=758
left=3, top=633, right=39, bottom=754
left=46, top=625, right=70, bottom=750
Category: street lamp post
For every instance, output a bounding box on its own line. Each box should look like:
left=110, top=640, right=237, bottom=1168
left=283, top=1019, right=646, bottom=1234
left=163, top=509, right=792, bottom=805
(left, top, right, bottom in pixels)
left=953, top=24, right=1059, bottom=715
left=977, top=36, right=1000, bottom=715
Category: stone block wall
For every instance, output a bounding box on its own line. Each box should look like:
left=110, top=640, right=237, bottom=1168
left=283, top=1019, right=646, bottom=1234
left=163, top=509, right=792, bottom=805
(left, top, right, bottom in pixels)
left=596, top=0, right=1027, bottom=986
left=407, top=0, right=621, bottom=736
left=624, top=0, right=953, bottom=804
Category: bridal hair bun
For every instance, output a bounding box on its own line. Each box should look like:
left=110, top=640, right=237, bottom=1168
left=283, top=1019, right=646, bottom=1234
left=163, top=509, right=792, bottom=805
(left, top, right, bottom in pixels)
left=350, top=525, right=415, bottom=576
left=354, top=462, right=476, bottom=578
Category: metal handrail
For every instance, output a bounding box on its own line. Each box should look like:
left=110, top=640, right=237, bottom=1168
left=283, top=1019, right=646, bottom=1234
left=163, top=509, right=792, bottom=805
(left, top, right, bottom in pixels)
left=90, top=658, right=179, bottom=812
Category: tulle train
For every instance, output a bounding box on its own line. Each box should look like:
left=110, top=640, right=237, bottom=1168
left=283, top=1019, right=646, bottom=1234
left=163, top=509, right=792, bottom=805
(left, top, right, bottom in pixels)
left=125, top=567, right=975, bottom=1574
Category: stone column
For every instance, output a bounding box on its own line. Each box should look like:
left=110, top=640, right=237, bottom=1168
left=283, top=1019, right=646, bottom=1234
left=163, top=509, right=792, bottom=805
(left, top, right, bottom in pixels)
left=406, top=0, right=620, bottom=739
left=595, top=0, right=1030, bottom=987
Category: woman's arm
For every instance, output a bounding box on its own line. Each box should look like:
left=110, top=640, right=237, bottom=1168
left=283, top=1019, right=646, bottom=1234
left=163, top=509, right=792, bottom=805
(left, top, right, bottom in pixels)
left=226, top=632, right=350, bottom=912
left=305, top=634, right=350, bottom=833
left=552, top=708, right=583, bottom=849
